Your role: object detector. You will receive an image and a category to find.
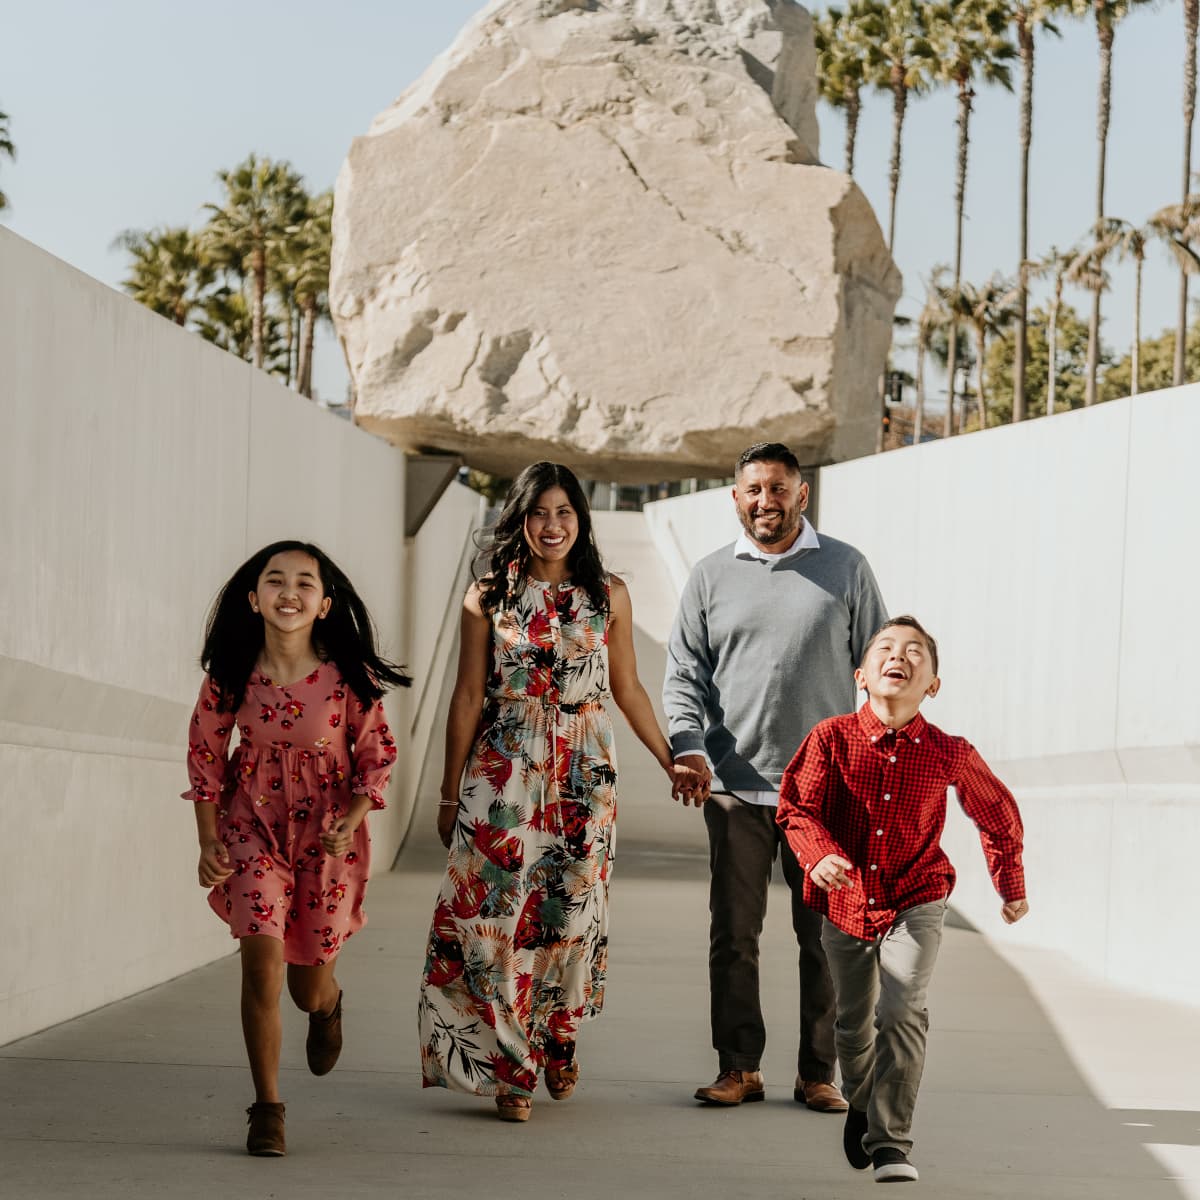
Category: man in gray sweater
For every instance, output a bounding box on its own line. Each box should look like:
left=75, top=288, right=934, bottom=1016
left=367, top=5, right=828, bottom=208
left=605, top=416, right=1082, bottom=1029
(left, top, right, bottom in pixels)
left=664, top=442, right=887, bottom=1110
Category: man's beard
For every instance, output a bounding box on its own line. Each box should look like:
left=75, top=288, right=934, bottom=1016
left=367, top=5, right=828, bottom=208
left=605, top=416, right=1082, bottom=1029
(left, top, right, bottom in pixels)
left=739, top=504, right=802, bottom=546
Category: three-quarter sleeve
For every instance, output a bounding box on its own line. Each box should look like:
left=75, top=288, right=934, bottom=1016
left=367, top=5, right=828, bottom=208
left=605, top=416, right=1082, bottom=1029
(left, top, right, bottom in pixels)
left=777, top=725, right=848, bottom=872
left=954, top=743, right=1026, bottom=902
left=347, top=696, right=398, bottom=810
left=182, top=675, right=236, bottom=804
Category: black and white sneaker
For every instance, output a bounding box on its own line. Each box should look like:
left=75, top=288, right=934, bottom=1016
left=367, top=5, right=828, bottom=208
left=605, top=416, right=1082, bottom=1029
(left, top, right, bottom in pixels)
left=843, top=1106, right=871, bottom=1169
left=872, top=1148, right=919, bottom=1183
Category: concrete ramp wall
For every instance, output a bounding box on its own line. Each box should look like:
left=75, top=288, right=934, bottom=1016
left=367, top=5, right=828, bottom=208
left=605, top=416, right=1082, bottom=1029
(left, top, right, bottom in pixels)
left=647, top=388, right=1200, bottom=1008
left=0, top=229, right=480, bottom=1045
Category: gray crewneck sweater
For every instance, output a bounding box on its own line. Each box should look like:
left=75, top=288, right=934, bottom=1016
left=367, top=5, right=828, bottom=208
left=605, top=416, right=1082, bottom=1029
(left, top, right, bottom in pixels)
left=664, top=534, right=887, bottom=793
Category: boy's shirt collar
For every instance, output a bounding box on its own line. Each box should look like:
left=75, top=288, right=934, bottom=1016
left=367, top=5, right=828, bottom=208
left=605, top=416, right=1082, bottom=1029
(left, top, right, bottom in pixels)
left=855, top=701, right=929, bottom=745
left=733, top=518, right=820, bottom=562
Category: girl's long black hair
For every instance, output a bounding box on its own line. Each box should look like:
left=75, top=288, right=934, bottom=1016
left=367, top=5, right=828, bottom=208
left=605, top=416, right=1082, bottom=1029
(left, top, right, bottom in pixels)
left=476, top=462, right=609, bottom=615
left=201, top=540, right=411, bottom=713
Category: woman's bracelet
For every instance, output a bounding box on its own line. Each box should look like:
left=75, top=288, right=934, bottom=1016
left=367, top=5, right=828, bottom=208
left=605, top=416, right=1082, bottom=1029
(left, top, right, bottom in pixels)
left=437, top=797, right=460, bottom=808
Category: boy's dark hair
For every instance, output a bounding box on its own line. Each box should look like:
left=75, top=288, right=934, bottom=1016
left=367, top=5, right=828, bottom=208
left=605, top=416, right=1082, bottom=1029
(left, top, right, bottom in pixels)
left=734, top=442, right=801, bottom=477
left=863, top=615, right=940, bottom=675
left=475, top=461, right=610, bottom=616
left=201, top=540, right=411, bottom=713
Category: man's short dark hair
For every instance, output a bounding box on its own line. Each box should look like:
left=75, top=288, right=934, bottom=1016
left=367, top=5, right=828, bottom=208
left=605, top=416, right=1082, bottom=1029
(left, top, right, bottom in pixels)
left=735, top=442, right=802, bottom=477
left=863, top=615, right=940, bottom=676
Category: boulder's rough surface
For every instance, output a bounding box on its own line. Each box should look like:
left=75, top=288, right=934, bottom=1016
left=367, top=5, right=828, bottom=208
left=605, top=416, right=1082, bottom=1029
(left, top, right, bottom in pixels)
left=332, top=0, right=901, bottom=481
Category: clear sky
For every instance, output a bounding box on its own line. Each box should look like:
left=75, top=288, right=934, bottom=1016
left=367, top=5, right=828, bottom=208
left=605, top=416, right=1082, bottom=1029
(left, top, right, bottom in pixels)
left=0, top=1, right=1189, bottom=414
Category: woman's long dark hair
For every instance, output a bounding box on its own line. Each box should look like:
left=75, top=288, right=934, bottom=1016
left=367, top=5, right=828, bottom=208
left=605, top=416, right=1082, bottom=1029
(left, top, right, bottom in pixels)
left=476, top=462, right=609, bottom=615
left=201, top=540, right=411, bottom=713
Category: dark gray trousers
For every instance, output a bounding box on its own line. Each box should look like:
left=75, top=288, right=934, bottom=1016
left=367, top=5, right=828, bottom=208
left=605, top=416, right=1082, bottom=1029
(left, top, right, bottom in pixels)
left=704, top=793, right=837, bottom=1079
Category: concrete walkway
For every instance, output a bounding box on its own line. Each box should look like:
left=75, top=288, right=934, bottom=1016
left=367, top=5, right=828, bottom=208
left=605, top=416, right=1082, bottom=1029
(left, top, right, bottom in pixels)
left=5, top=513, right=1198, bottom=1198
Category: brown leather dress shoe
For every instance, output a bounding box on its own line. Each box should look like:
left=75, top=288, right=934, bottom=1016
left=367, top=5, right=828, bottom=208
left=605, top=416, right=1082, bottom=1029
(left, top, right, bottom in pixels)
left=795, top=1078, right=849, bottom=1112
left=245, top=1101, right=286, bottom=1156
left=306, top=989, right=343, bottom=1076
left=694, top=1069, right=765, bottom=1106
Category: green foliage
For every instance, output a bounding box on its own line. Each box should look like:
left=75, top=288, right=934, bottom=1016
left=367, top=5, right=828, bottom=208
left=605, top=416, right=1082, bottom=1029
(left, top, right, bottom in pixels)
left=1102, top=323, right=1200, bottom=399
left=0, top=108, right=15, bottom=214
left=466, top=471, right=513, bottom=504
left=114, top=154, right=332, bottom=393
left=985, top=303, right=1093, bottom=421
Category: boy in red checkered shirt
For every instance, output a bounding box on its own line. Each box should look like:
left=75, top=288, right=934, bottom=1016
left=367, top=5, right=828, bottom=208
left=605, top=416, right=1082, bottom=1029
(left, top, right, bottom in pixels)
left=776, top=616, right=1028, bottom=1184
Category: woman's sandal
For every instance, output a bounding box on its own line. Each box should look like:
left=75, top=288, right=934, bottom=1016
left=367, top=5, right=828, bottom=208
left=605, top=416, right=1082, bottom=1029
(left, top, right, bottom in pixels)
left=545, top=1061, right=580, bottom=1101
left=495, top=1093, right=533, bottom=1122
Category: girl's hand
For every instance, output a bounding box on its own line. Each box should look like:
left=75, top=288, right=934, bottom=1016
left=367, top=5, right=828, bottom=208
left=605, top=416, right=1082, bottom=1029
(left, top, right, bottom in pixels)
left=321, top=814, right=363, bottom=857
left=198, top=839, right=233, bottom=888
left=437, top=802, right=458, bottom=849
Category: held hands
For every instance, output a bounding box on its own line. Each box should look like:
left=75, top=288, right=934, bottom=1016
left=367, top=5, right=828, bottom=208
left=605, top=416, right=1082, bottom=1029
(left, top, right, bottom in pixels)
left=1001, top=898, right=1029, bottom=924
left=810, top=853, right=854, bottom=892
left=669, top=754, right=712, bottom=806
left=197, top=839, right=233, bottom=888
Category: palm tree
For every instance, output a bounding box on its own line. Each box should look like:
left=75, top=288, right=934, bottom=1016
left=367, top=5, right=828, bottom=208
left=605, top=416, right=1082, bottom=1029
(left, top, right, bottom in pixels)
left=113, top=226, right=212, bottom=326
left=1026, top=245, right=1075, bottom=414
left=1002, top=0, right=1069, bottom=421
left=914, top=267, right=952, bottom=444
left=866, top=0, right=938, bottom=252
left=928, top=0, right=1017, bottom=437
left=196, top=286, right=287, bottom=371
left=954, top=275, right=1019, bottom=428
left=814, top=2, right=883, bottom=175
left=1175, top=0, right=1199, bottom=386
left=1069, top=0, right=1155, bottom=405
left=203, top=154, right=308, bottom=370
left=291, top=190, right=333, bottom=400
left=0, top=109, right=15, bottom=214
left=1091, top=215, right=1200, bottom=396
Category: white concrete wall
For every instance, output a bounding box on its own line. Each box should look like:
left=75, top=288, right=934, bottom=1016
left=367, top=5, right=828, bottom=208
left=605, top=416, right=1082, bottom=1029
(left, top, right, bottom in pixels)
left=0, top=230, right=479, bottom=1045
left=651, top=391, right=1200, bottom=1008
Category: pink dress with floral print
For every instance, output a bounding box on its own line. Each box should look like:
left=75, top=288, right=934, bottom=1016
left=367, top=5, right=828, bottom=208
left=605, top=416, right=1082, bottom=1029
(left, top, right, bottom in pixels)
left=183, top=663, right=397, bottom=966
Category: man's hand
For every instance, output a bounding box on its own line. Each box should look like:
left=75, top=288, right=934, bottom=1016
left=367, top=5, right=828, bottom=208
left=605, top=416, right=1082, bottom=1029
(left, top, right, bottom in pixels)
left=810, top=854, right=854, bottom=892
left=671, top=754, right=711, bottom=806
left=437, top=801, right=458, bottom=849
left=1001, top=898, right=1029, bottom=924
left=198, top=839, right=233, bottom=888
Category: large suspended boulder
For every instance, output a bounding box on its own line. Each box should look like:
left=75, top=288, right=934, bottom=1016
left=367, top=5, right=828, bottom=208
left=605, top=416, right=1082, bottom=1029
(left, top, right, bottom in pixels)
left=331, top=0, right=901, bottom=482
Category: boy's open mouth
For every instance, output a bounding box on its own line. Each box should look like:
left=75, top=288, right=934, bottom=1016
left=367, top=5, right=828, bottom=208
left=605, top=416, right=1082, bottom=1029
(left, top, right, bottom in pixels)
left=883, top=668, right=907, bottom=680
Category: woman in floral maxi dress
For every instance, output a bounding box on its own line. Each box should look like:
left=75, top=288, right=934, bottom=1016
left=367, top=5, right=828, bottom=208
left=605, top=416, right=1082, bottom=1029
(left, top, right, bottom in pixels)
left=418, top=462, right=708, bottom=1120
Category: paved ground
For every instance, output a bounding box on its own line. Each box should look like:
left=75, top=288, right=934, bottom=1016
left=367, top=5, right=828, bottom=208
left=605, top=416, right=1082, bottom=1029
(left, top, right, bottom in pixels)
left=3, top=834, right=1199, bottom=1199
left=5, top=513, right=1198, bottom=1197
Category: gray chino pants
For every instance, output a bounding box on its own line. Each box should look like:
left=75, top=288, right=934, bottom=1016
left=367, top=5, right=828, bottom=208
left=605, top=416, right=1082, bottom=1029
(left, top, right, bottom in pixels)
left=820, top=900, right=947, bottom=1157
left=704, top=794, right=837, bottom=1079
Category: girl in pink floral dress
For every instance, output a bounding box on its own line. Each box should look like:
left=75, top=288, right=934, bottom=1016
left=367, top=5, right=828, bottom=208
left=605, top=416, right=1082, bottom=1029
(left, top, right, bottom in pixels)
left=184, top=540, right=409, bottom=1157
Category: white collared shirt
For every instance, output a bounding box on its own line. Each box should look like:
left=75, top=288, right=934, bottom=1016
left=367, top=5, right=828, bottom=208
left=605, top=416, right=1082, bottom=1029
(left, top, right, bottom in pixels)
left=677, top=520, right=821, bottom=807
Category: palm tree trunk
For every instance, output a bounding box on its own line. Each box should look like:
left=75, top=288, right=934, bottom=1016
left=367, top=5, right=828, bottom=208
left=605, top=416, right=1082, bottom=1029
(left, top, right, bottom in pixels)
left=1086, top=16, right=1114, bottom=406
left=1131, top=254, right=1143, bottom=397
left=845, top=86, right=861, bottom=176
left=944, top=83, right=972, bottom=438
left=298, top=299, right=317, bottom=399
left=251, top=245, right=266, bottom=370
left=1176, top=0, right=1198, bottom=387
left=914, top=336, right=926, bottom=445
left=1014, top=15, right=1035, bottom=422
left=887, top=68, right=907, bottom=252
left=284, top=303, right=295, bottom=387
left=1047, top=282, right=1061, bottom=415
left=975, top=326, right=988, bottom=430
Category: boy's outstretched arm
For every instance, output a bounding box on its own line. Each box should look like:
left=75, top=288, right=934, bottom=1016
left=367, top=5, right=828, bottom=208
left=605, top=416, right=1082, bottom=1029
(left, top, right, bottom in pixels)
left=777, top=727, right=853, bottom=884
left=955, top=745, right=1028, bottom=924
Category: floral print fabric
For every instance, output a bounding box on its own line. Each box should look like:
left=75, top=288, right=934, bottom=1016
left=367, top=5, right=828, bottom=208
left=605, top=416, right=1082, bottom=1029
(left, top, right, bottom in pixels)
left=184, top=663, right=396, bottom=965
left=419, top=576, right=617, bottom=1097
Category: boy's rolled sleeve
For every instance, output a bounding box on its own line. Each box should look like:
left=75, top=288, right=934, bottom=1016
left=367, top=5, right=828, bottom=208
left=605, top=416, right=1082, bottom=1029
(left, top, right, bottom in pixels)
left=777, top=727, right=848, bottom=872
left=955, top=745, right=1026, bottom=901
